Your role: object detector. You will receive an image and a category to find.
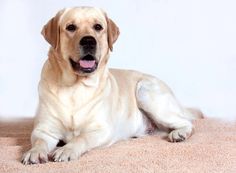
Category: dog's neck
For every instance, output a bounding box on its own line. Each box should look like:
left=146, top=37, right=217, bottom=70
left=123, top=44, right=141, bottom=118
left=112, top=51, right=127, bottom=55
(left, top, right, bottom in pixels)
left=47, top=48, right=109, bottom=88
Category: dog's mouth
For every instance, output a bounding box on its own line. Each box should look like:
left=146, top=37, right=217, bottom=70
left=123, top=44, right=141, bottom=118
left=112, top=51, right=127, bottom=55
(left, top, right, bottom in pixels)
left=69, top=54, right=98, bottom=74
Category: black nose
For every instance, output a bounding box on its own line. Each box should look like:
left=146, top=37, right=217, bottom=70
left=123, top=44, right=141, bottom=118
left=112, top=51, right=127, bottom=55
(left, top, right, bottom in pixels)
left=79, top=36, right=96, bottom=54
left=80, top=36, right=97, bottom=47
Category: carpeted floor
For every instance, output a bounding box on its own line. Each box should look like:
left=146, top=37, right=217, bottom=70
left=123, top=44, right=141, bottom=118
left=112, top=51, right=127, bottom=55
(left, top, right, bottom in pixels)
left=0, top=118, right=235, bottom=173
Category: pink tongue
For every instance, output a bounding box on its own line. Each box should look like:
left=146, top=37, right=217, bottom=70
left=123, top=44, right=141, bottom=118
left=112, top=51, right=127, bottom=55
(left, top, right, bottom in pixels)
left=79, top=60, right=96, bottom=68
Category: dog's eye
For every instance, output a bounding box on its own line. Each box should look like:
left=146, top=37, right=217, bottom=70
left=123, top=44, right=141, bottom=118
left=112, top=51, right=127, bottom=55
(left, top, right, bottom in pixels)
left=66, top=24, right=77, bottom=32
left=94, top=24, right=103, bottom=31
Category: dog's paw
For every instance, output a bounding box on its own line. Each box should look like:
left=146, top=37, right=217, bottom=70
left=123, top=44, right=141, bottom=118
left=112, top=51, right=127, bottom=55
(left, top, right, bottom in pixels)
left=21, top=148, right=48, bottom=165
left=53, top=144, right=80, bottom=162
left=168, top=128, right=192, bottom=142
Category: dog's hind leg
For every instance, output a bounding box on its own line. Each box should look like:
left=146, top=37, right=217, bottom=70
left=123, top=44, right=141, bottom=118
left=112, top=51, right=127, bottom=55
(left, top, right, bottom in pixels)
left=136, top=78, right=194, bottom=142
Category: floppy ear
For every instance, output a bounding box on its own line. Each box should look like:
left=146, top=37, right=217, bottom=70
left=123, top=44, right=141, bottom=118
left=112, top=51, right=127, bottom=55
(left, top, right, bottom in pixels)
left=106, top=16, right=120, bottom=51
left=41, top=10, right=64, bottom=49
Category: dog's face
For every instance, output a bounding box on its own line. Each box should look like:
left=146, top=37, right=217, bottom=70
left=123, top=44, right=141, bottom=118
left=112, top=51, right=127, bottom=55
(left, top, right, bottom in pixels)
left=41, top=7, right=119, bottom=76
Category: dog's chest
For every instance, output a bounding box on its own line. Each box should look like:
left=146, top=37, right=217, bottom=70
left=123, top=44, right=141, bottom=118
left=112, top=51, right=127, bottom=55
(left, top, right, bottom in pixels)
left=55, top=85, right=95, bottom=126
left=57, top=86, right=81, bottom=111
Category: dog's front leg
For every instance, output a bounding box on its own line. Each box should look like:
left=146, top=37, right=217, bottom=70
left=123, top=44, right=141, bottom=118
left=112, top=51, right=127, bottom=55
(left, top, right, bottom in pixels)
left=53, top=126, right=110, bottom=162
left=21, top=128, right=59, bottom=164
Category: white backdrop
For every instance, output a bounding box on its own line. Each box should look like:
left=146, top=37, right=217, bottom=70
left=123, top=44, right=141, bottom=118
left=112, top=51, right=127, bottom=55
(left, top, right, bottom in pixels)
left=0, top=0, right=236, bottom=121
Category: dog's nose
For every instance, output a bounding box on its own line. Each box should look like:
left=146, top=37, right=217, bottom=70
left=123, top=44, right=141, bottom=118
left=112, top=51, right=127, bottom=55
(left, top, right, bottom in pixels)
left=80, top=36, right=97, bottom=47
left=79, top=36, right=97, bottom=54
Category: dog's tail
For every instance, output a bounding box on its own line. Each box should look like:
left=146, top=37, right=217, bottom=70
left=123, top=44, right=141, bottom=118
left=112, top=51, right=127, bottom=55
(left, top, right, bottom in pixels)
left=183, top=107, right=204, bottom=121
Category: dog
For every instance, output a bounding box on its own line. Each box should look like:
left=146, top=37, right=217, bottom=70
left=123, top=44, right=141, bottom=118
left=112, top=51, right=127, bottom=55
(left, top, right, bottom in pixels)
left=22, top=7, right=202, bottom=164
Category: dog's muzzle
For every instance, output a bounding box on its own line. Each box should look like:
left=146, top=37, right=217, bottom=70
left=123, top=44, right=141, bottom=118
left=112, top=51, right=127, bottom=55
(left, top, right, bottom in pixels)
left=70, top=36, right=98, bottom=74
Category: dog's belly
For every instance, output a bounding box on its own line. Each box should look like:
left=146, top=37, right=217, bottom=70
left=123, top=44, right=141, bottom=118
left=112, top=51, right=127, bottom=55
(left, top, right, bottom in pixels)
left=105, top=110, right=153, bottom=146
left=59, top=111, right=149, bottom=146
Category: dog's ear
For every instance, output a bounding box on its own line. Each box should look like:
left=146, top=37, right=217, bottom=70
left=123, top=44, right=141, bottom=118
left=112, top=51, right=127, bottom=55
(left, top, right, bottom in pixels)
left=41, top=10, right=64, bottom=49
left=106, top=15, right=120, bottom=51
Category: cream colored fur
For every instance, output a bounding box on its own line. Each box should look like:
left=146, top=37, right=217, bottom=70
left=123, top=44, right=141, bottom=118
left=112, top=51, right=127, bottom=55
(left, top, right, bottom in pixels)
left=22, top=7, right=202, bottom=164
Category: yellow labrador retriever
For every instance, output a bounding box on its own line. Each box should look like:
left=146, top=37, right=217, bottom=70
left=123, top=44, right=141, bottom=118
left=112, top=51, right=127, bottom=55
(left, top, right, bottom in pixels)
left=22, top=7, right=202, bottom=164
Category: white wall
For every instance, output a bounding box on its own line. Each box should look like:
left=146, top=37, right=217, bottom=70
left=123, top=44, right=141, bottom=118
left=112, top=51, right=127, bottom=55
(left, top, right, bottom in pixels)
left=0, top=0, right=236, bottom=121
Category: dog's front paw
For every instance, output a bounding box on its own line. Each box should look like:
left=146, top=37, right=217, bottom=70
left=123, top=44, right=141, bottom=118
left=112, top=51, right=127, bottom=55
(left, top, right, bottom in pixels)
left=168, top=128, right=192, bottom=142
left=53, top=144, right=81, bottom=162
left=21, top=147, right=48, bottom=165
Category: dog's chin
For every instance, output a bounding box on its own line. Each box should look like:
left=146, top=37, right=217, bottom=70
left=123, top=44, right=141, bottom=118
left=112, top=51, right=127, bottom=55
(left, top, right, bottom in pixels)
left=69, top=55, right=98, bottom=76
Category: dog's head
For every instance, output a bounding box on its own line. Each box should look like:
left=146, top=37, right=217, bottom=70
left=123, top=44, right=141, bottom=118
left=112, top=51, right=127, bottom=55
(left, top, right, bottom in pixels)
left=41, top=7, right=119, bottom=76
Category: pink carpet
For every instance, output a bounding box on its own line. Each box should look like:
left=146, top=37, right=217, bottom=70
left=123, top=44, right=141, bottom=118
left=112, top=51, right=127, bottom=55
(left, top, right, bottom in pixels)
left=0, top=118, right=235, bottom=173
